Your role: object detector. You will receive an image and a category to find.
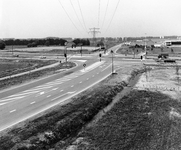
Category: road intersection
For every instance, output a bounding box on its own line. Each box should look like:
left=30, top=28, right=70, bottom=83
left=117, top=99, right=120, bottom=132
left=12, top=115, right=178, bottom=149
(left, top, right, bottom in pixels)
left=0, top=44, right=155, bottom=132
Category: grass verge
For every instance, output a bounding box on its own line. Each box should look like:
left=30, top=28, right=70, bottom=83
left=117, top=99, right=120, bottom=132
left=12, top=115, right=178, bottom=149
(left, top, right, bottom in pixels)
left=72, top=90, right=181, bottom=150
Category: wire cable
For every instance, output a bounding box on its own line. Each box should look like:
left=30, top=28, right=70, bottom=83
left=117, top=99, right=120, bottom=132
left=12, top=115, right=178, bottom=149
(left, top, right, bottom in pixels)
left=98, top=0, right=101, bottom=27
left=104, top=0, right=120, bottom=34
left=101, top=0, right=109, bottom=29
left=77, top=0, right=88, bottom=32
left=57, top=0, right=82, bottom=34
left=69, top=0, right=85, bottom=32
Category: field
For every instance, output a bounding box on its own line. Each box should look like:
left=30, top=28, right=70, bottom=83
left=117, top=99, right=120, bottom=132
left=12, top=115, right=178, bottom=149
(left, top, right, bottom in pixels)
left=0, top=59, right=57, bottom=78
left=0, top=59, right=75, bottom=91
left=5, top=45, right=28, bottom=50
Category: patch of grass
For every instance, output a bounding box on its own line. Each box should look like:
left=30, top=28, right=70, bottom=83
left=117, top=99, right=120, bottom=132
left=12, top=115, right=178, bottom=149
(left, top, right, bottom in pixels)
left=0, top=62, right=75, bottom=90
left=0, top=59, right=57, bottom=78
left=75, top=90, right=181, bottom=150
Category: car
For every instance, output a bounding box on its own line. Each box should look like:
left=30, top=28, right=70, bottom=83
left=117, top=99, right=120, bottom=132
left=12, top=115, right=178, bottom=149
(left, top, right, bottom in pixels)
left=40, top=56, right=46, bottom=59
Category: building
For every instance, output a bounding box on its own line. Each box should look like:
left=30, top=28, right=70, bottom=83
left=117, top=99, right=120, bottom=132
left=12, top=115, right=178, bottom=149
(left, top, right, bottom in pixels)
left=164, top=40, right=181, bottom=46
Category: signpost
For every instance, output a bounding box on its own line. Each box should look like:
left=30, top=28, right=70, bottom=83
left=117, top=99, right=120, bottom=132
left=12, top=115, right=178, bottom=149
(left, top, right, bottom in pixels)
left=83, top=63, right=86, bottom=71
left=111, top=50, right=114, bottom=74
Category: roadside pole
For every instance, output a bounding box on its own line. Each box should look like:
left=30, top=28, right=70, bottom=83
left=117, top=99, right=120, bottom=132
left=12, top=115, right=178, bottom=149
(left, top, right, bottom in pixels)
left=111, top=50, right=114, bottom=74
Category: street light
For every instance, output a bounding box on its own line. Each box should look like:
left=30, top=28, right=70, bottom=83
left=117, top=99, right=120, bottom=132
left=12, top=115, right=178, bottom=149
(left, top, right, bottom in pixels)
left=111, top=50, right=114, bottom=74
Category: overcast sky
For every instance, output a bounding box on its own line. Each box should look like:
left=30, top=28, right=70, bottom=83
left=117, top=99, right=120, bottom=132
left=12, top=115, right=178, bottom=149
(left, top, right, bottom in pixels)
left=0, top=0, right=181, bottom=39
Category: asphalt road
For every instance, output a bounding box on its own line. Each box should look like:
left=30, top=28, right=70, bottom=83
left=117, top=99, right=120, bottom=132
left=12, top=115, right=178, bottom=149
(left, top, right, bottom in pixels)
left=0, top=44, right=155, bottom=132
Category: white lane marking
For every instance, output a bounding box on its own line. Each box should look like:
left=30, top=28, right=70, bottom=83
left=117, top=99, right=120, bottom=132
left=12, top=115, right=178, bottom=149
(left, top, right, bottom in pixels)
left=10, top=109, right=16, bottom=113
left=79, top=81, right=82, bottom=83
left=50, top=91, right=76, bottom=101
left=51, top=93, right=68, bottom=101
left=60, top=90, right=64, bottom=92
left=67, top=91, right=76, bottom=94
left=47, top=95, right=51, bottom=98
left=45, top=82, right=63, bottom=86
left=87, top=78, right=89, bottom=80
left=8, top=91, right=39, bottom=97
left=0, top=102, right=7, bottom=106
left=25, top=86, right=53, bottom=92
left=56, top=78, right=71, bottom=82
left=52, top=88, right=58, bottom=91
left=40, top=92, right=45, bottom=95
left=101, top=64, right=111, bottom=72
left=30, top=101, right=36, bottom=105
left=71, top=85, right=74, bottom=87
left=0, top=96, right=25, bottom=102
left=66, top=75, right=78, bottom=78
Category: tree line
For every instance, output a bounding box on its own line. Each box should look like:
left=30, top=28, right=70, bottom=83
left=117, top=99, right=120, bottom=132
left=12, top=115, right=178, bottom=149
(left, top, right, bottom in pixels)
left=0, top=38, right=90, bottom=50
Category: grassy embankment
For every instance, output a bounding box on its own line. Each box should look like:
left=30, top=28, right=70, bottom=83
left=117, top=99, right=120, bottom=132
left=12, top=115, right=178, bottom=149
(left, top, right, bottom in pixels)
left=71, top=89, right=181, bottom=150
left=0, top=64, right=145, bottom=150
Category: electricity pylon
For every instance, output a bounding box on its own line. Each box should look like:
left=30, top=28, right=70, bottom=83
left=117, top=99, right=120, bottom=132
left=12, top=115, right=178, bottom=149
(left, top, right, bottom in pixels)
left=89, top=27, right=101, bottom=46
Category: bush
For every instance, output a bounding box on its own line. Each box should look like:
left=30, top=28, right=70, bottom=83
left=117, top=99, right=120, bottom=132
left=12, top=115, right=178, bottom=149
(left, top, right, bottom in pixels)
left=0, top=41, right=6, bottom=50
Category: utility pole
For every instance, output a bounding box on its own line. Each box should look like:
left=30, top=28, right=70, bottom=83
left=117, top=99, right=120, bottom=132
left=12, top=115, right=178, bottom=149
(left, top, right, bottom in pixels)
left=89, top=27, right=100, bottom=46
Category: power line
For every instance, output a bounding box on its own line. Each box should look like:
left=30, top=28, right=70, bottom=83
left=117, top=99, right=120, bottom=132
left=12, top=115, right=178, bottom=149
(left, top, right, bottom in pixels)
left=104, top=0, right=120, bottom=34
left=98, top=0, right=101, bottom=27
left=57, top=0, right=82, bottom=35
left=69, top=0, right=85, bottom=33
left=101, top=0, right=109, bottom=29
left=77, top=0, right=88, bottom=33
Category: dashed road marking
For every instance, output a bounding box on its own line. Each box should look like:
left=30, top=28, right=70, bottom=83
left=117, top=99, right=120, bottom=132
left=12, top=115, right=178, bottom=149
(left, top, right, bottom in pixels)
left=47, top=95, right=51, bottom=98
left=79, top=81, right=82, bottom=83
left=71, top=85, right=74, bottom=87
left=40, top=92, right=45, bottom=95
left=0, top=96, right=25, bottom=102
left=0, top=102, right=7, bottom=106
left=30, top=101, right=36, bottom=105
left=10, top=109, right=16, bottom=113
left=8, top=91, right=39, bottom=97
left=52, top=88, right=58, bottom=91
